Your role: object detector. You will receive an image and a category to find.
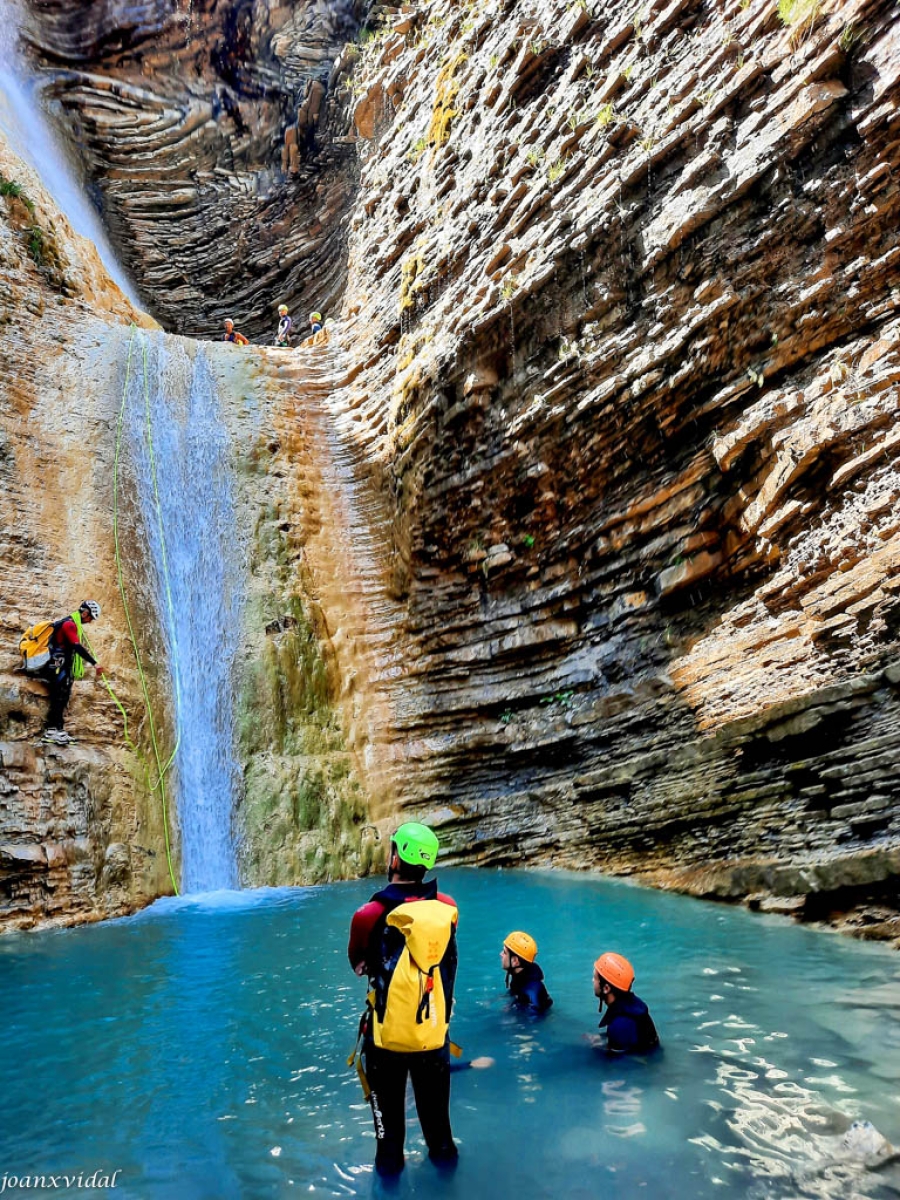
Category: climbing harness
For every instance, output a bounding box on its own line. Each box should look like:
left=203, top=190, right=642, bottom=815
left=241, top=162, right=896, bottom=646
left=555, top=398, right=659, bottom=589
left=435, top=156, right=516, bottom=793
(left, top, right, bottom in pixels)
left=112, top=324, right=180, bottom=896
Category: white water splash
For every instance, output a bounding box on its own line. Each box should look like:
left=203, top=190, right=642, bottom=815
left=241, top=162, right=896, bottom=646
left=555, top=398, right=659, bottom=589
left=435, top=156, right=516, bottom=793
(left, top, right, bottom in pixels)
left=0, top=0, right=140, bottom=305
left=126, top=335, right=240, bottom=892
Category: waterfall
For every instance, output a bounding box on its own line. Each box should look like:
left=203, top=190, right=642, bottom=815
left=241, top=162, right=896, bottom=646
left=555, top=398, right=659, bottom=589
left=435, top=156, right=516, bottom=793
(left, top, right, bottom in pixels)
left=1, top=4, right=241, bottom=892
left=125, top=336, right=241, bottom=893
left=0, top=0, right=140, bottom=305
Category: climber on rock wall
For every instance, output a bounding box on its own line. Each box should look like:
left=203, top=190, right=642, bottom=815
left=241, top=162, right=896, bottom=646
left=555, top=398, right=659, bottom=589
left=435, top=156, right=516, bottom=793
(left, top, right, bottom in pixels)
left=275, top=304, right=293, bottom=346
left=39, top=601, right=106, bottom=745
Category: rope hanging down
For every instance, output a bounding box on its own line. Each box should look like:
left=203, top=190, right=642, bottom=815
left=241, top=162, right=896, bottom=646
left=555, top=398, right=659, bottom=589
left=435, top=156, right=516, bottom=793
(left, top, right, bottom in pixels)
left=112, top=324, right=180, bottom=896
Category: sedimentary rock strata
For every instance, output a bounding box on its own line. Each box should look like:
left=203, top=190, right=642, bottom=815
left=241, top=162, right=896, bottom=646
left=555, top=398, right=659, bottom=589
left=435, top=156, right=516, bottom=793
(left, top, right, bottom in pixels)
left=253, top=0, right=899, bottom=932
left=3, top=0, right=900, bottom=937
left=0, top=128, right=175, bottom=928
left=17, top=0, right=359, bottom=339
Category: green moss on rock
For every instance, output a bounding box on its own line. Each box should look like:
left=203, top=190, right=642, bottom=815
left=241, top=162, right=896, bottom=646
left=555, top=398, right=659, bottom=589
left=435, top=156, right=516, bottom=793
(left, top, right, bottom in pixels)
left=235, top=512, right=372, bottom=886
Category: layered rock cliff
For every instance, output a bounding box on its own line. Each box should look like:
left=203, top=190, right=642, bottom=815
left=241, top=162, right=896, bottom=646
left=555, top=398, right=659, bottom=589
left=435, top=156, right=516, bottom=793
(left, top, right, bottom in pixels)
left=0, top=126, right=177, bottom=928
left=3, top=0, right=900, bottom=939
left=250, top=0, right=900, bottom=937
left=0, top=130, right=372, bottom=923
left=17, top=0, right=360, bottom=339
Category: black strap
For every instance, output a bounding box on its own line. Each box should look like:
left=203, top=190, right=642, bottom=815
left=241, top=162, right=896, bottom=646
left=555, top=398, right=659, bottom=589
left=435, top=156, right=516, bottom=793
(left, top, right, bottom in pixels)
left=415, top=967, right=435, bottom=1024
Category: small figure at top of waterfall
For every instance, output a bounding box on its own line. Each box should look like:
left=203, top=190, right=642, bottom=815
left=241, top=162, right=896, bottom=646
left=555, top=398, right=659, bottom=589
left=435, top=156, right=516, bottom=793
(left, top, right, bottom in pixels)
left=275, top=304, right=293, bottom=347
left=223, top=318, right=248, bottom=345
left=24, top=601, right=106, bottom=745
left=593, top=952, right=659, bottom=1055
left=501, top=931, right=553, bottom=1014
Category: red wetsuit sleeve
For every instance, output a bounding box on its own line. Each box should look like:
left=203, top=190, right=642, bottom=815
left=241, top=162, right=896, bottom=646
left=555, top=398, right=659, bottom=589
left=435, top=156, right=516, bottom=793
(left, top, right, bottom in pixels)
left=57, top=619, right=80, bottom=646
left=437, top=892, right=458, bottom=923
left=348, top=900, right=385, bottom=970
left=57, top=619, right=97, bottom=665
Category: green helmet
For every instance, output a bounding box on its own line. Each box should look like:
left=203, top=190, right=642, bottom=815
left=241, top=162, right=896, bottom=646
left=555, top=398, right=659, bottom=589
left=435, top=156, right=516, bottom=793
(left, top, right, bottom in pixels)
left=393, top=822, right=439, bottom=869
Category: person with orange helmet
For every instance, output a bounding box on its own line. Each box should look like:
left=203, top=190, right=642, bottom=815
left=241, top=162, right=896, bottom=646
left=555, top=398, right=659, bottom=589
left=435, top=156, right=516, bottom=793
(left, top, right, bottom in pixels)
left=501, top=931, right=553, bottom=1014
left=593, top=952, right=659, bottom=1054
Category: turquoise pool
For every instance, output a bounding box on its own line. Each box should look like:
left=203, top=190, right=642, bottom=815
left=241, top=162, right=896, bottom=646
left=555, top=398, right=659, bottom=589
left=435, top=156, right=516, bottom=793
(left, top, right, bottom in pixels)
left=2, top=870, right=899, bottom=1198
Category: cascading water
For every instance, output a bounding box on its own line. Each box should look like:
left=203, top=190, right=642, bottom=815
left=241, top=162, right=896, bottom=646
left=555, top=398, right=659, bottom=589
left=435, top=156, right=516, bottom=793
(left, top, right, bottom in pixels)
left=1, top=2, right=239, bottom=892
left=0, top=0, right=139, bottom=305
left=125, top=335, right=241, bottom=892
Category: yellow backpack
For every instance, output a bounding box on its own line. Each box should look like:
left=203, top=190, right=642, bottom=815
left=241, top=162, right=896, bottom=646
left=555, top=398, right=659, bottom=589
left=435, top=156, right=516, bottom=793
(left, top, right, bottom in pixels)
left=369, top=899, right=457, bottom=1053
left=18, top=620, right=58, bottom=673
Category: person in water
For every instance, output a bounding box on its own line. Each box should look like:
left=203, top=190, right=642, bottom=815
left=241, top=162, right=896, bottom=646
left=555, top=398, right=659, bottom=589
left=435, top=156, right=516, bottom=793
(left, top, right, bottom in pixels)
left=348, top=822, right=459, bottom=1177
left=593, top=952, right=659, bottom=1054
left=501, top=931, right=553, bottom=1014
left=309, top=310, right=323, bottom=335
left=223, top=318, right=249, bottom=345
left=275, top=304, right=293, bottom=346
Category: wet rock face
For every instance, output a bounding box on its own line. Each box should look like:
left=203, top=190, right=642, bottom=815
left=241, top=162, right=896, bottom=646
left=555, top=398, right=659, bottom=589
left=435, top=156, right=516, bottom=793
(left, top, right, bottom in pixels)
left=0, top=127, right=173, bottom=929
left=266, top=0, right=900, bottom=929
left=5, top=0, right=900, bottom=937
left=18, top=0, right=359, bottom=338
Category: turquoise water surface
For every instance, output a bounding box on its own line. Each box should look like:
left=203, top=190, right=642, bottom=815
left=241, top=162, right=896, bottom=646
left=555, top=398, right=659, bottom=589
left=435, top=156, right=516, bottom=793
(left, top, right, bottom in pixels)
left=2, top=870, right=900, bottom=1199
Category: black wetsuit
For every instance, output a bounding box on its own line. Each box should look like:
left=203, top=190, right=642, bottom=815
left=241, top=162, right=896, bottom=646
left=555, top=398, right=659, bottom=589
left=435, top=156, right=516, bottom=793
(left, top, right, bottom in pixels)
left=351, top=880, right=459, bottom=1176
left=599, top=992, right=659, bottom=1054
left=41, top=617, right=96, bottom=730
left=507, top=961, right=553, bottom=1014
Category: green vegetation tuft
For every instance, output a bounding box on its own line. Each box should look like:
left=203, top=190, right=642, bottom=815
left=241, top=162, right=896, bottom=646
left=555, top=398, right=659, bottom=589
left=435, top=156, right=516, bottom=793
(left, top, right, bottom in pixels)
left=28, top=225, right=45, bottom=267
left=236, top=506, right=372, bottom=886
left=778, top=0, right=822, bottom=36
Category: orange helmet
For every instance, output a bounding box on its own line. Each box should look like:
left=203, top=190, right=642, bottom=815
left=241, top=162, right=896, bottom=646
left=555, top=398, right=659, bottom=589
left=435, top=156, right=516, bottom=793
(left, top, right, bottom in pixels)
left=504, top=931, right=537, bottom=962
left=594, top=952, right=634, bottom=992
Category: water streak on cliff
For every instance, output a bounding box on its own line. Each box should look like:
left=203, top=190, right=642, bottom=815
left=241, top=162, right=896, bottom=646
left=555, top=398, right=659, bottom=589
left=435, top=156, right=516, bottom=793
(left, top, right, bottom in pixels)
left=125, top=335, right=240, bottom=892
left=0, top=0, right=138, bottom=305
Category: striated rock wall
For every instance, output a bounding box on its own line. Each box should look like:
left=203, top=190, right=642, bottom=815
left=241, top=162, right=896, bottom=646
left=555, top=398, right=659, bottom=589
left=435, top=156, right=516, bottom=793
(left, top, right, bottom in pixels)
left=260, top=0, right=900, bottom=932
left=0, top=127, right=178, bottom=929
left=204, top=341, right=375, bottom=887
left=16, top=0, right=361, bottom=339
left=3, top=0, right=900, bottom=938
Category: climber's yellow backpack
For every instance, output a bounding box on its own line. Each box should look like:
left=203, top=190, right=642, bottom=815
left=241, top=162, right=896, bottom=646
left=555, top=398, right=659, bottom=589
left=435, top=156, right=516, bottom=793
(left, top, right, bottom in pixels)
left=18, top=620, right=57, bottom=673
left=369, top=899, right=457, bottom=1053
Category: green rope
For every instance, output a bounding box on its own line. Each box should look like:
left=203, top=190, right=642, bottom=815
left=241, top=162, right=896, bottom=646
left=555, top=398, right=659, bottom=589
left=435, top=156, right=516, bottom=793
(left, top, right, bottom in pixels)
left=114, top=325, right=180, bottom=896
left=81, top=628, right=142, bottom=760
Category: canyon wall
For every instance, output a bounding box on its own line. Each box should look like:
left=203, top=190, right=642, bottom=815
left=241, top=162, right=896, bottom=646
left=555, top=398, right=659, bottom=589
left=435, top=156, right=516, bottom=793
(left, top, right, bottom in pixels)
left=18, top=0, right=361, bottom=339
left=3, top=0, right=900, bottom=938
left=271, top=0, right=900, bottom=935
left=0, top=127, right=179, bottom=928
left=0, top=123, right=373, bottom=924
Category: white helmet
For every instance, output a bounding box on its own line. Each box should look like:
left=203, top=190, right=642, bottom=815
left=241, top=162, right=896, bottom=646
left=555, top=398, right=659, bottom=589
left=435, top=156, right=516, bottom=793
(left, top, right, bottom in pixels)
left=81, top=600, right=101, bottom=619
